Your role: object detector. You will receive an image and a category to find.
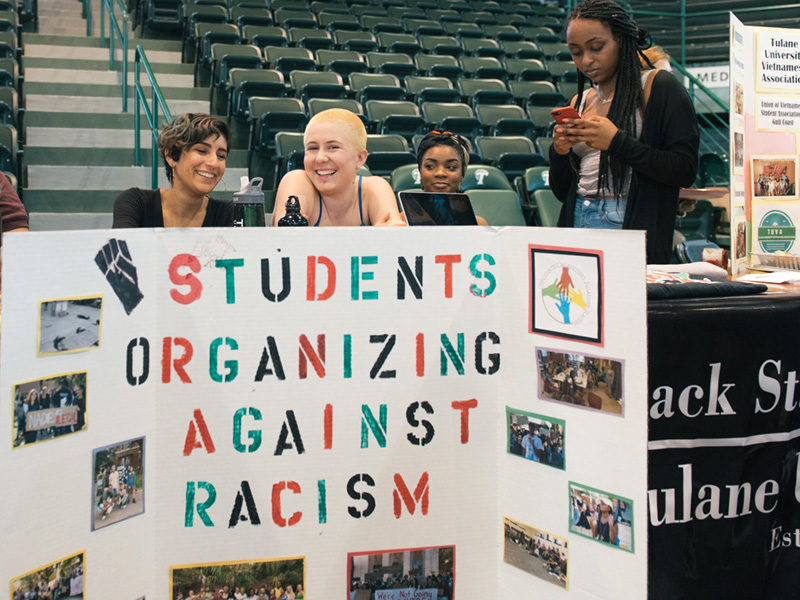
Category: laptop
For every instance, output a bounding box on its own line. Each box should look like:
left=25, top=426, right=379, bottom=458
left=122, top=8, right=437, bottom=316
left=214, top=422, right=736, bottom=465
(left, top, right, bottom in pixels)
left=398, top=192, right=479, bottom=226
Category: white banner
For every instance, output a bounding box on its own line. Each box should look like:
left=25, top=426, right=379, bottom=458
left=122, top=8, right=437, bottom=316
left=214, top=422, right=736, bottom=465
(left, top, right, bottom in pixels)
left=1, top=227, right=648, bottom=599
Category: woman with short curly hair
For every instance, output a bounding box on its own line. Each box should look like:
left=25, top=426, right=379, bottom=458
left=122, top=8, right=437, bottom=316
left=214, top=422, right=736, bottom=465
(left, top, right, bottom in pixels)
left=113, top=113, right=232, bottom=228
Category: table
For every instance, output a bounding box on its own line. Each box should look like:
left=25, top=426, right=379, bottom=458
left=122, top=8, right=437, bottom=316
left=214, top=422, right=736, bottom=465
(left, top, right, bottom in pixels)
left=648, top=290, right=800, bottom=599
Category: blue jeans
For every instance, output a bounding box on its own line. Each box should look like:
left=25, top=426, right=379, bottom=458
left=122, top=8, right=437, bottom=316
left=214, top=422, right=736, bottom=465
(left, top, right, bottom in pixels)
left=573, top=195, right=627, bottom=229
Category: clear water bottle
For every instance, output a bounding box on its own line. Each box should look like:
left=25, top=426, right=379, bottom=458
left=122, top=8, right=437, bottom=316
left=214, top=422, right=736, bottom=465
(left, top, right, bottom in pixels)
left=232, top=176, right=266, bottom=227
left=277, top=195, right=309, bottom=227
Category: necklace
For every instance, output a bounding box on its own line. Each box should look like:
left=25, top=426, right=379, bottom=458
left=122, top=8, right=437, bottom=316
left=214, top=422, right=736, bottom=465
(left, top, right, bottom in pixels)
left=595, top=87, right=614, bottom=104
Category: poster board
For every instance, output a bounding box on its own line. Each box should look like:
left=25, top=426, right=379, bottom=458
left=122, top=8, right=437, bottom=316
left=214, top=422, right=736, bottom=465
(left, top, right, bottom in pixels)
left=0, top=227, right=648, bottom=599
left=730, top=15, right=800, bottom=275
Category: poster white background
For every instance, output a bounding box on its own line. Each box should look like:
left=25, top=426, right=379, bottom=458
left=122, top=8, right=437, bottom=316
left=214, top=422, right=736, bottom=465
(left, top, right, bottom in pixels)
left=1, top=227, right=648, bottom=599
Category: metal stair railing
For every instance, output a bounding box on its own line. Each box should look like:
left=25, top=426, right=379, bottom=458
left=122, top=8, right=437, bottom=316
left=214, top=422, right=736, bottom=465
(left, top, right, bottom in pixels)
left=134, top=46, right=173, bottom=189
left=670, top=59, right=729, bottom=161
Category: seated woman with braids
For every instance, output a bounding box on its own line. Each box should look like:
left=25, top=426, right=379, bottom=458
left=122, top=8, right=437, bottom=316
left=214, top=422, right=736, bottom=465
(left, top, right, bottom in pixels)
left=549, top=0, right=699, bottom=263
left=113, top=113, right=232, bottom=228
left=415, top=130, right=488, bottom=225
left=271, top=108, right=404, bottom=226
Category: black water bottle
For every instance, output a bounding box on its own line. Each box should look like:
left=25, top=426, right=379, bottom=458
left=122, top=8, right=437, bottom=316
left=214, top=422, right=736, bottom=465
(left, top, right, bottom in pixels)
left=277, top=195, right=308, bottom=227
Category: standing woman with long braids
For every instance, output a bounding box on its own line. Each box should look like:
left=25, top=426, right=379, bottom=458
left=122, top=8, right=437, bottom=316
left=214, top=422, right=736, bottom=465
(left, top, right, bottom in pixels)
left=549, top=0, right=699, bottom=264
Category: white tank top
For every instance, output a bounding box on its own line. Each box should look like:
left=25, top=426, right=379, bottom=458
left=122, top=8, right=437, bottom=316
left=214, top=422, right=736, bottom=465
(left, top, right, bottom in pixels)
left=574, top=70, right=655, bottom=197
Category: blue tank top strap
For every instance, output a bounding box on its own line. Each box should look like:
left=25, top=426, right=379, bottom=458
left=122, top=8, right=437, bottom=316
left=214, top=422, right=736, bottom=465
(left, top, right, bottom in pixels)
left=314, top=177, right=364, bottom=226
left=358, top=175, right=365, bottom=226
left=313, top=191, right=322, bottom=227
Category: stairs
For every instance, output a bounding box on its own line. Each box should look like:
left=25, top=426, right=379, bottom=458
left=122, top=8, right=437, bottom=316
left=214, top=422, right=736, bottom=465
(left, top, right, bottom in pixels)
left=23, top=0, right=248, bottom=230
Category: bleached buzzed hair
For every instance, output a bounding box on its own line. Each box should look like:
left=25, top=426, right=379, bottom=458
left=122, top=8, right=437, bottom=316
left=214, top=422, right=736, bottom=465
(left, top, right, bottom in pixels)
left=304, top=108, right=367, bottom=153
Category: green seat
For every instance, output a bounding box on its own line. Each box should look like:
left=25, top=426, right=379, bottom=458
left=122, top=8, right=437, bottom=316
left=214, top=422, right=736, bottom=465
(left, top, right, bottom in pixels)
left=288, top=27, right=334, bottom=51
left=460, top=56, right=508, bottom=80
left=421, top=102, right=482, bottom=142
left=248, top=96, right=307, bottom=157
left=475, top=135, right=545, bottom=183
left=532, top=188, right=562, bottom=227
left=243, top=25, right=287, bottom=49
left=504, top=57, right=547, bottom=79
left=273, top=131, right=306, bottom=201
left=228, top=68, right=285, bottom=120
left=365, top=52, right=417, bottom=80
left=290, top=70, right=347, bottom=104
left=231, top=6, right=273, bottom=29
left=698, top=152, right=729, bottom=187
left=475, top=104, right=535, bottom=139
left=515, top=165, right=550, bottom=224
left=465, top=189, right=525, bottom=226
left=264, top=45, right=316, bottom=76
left=365, top=100, right=427, bottom=140
left=334, top=30, right=379, bottom=53
left=461, top=165, right=514, bottom=191
left=390, top=163, right=421, bottom=192
left=508, top=79, right=557, bottom=104
left=415, top=54, right=464, bottom=83
left=307, top=97, right=364, bottom=118
left=458, top=78, right=514, bottom=107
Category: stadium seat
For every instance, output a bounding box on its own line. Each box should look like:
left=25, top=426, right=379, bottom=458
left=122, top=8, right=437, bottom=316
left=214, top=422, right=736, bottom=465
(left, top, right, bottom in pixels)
left=508, top=79, right=557, bottom=105
left=443, top=22, right=485, bottom=39
left=306, top=97, right=365, bottom=119
left=461, top=38, right=504, bottom=59
left=360, top=15, right=403, bottom=34
left=366, top=51, right=417, bottom=80
left=405, top=76, right=460, bottom=106
left=475, top=135, right=545, bottom=182
left=290, top=70, right=347, bottom=104
left=415, top=54, right=463, bottom=83
left=460, top=56, right=508, bottom=80
left=377, top=32, right=421, bottom=56
left=464, top=189, right=526, bottom=226
left=390, top=163, right=421, bottom=192
left=334, top=30, right=378, bottom=53
left=316, top=48, right=368, bottom=82
left=193, top=23, right=242, bottom=84
left=243, top=25, right=287, bottom=48
left=504, top=57, right=546, bottom=79
left=273, top=131, right=306, bottom=191
left=482, top=24, right=523, bottom=41
left=228, top=68, right=286, bottom=121
left=403, top=18, right=445, bottom=36
left=526, top=105, right=557, bottom=137
left=534, top=136, right=554, bottom=163
left=231, top=6, right=273, bottom=30
left=458, top=78, right=514, bottom=107
left=209, top=44, right=263, bottom=94
left=419, top=35, right=463, bottom=58
left=546, top=61, right=576, bottom=80
left=476, top=104, right=535, bottom=138
left=249, top=96, right=306, bottom=139
left=365, top=100, right=427, bottom=140
left=501, top=40, right=544, bottom=59
left=531, top=188, right=562, bottom=227
left=288, top=27, right=334, bottom=51
left=264, top=45, right=316, bottom=76
left=274, top=8, right=317, bottom=28
left=461, top=164, right=513, bottom=191
left=421, top=102, right=482, bottom=142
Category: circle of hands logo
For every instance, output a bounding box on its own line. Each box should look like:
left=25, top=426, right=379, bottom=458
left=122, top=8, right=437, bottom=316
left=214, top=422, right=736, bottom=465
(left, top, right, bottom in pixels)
left=541, top=265, right=588, bottom=325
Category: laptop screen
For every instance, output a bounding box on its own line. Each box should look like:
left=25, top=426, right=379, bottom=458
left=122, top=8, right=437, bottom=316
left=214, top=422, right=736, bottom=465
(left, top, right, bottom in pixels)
left=398, top=192, right=478, bottom=226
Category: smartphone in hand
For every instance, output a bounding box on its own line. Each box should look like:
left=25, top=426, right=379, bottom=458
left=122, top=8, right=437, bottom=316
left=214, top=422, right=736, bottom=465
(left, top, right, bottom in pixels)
left=551, top=106, right=580, bottom=123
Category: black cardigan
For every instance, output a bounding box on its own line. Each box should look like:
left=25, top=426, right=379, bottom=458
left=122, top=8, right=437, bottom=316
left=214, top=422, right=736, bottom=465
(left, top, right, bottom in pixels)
left=549, top=70, right=700, bottom=264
